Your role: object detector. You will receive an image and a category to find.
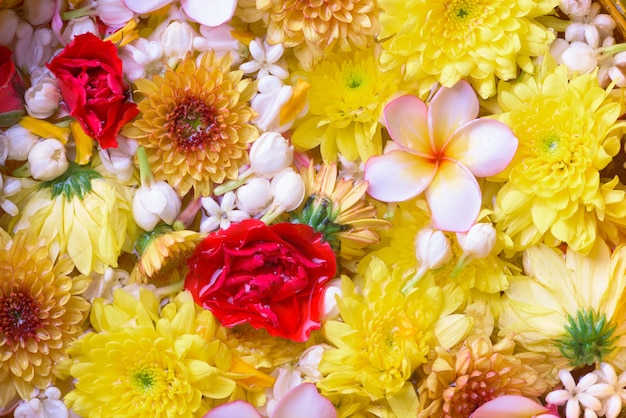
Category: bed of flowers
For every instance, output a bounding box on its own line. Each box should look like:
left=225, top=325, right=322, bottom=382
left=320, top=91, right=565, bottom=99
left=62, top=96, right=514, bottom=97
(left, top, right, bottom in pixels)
left=5, top=0, right=626, bottom=417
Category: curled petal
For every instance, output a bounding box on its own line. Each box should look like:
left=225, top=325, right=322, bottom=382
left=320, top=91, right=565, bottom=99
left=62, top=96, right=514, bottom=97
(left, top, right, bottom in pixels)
left=429, top=80, right=479, bottom=150
left=383, top=95, right=431, bottom=156
left=445, top=118, right=518, bottom=177
left=471, top=395, right=551, bottom=418
left=425, top=160, right=480, bottom=232
left=364, top=150, right=436, bottom=202
left=123, top=0, right=173, bottom=14
left=181, top=0, right=237, bottom=27
left=203, top=400, right=262, bottom=418
left=273, top=383, right=336, bottom=418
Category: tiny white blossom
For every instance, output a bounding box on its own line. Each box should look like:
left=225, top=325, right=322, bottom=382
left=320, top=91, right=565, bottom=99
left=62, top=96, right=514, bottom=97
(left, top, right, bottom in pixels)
left=240, top=38, right=289, bottom=79
left=200, top=191, right=250, bottom=233
left=545, top=369, right=613, bottom=418
left=25, top=75, right=61, bottom=119
left=594, top=362, right=626, bottom=418
left=14, top=386, right=69, bottom=418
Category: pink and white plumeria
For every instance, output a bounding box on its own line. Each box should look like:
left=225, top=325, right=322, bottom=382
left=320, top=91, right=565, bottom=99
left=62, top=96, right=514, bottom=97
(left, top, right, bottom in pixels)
left=364, top=80, right=518, bottom=232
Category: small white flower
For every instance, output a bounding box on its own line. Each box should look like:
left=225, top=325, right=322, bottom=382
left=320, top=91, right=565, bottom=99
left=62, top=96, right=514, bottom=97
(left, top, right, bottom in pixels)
left=0, top=174, right=21, bottom=216
left=594, top=362, right=626, bottom=418
left=25, top=75, right=61, bottom=119
left=161, top=21, right=195, bottom=64
left=62, top=16, right=99, bottom=44
left=193, top=23, right=243, bottom=65
left=565, top=2, right=616, bottom=48
left=14, top=23, right=55, bottom=71
left=545, top=369, right=613, bottom=418
left=249, top=131, right=294, bottom=178
left=456, top=222, right=497, bottom=259
left=28, top=138, right=68, bottom=181
left=560, top=0, right=591, bottom=18
left=235, top=176, right=273, bottom=216
left=200, top=191, right=250, bottom=232
left=82, top=267, right=129, bottom=302
left=240, top=38, right=289, bottom=79
left=133, top=180, right=181, bottom=231
left=14, top=386, right=69, bottom=418
left=561, top=41, right=598, bottom=74
left=98, top=137, right=138, bottom=182
left=119, top=38, right=164, bottom=81
left=297, top=344, right=332, bottom=382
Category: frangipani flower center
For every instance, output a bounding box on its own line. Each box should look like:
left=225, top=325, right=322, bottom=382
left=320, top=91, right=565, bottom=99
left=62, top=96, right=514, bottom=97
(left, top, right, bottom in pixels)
left=167, top=96, right=220, bottom=151
left=0, top=290, right=42, bottom=345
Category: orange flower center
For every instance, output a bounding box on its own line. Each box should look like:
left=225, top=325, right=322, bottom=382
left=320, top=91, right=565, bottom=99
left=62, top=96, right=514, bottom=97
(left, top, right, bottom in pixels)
left=0, top=290, right=43, bottom=345
left=166, top=96, right=221, bottom=151
left=445, top=377, right=497, bottom=418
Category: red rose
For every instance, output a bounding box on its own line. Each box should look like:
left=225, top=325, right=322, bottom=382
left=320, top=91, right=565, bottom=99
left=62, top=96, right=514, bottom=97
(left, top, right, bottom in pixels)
left=46, top=32, right=139, bottom=149
left=185, top=219, right=336, bottom=342
left=0, top=46, right=25, bottom=127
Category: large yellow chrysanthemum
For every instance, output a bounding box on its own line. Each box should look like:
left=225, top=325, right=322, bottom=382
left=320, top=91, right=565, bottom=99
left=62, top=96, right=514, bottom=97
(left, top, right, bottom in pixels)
left=492, top=60, right=626, bottom=255
left=317, top=257, right=473, bottom=401
left=64, top=289, right=238, bottom=418
left=0, top=229, right=90, bottom=408
left=128, top=51, right=258, bottom=198
left=377, top=0, right=557, bottom=98
left=256, top=0, right=379, bottom=70
left=291, top=47, right=400, bottom=162
left=498, top=239, right=626, bottom=370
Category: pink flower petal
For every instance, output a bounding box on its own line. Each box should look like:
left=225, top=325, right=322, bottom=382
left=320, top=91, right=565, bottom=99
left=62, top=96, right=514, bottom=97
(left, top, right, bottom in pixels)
left=445, top=118, right=518, bottom=177
left=364, top=150, right=437, bottom=202
left=273, top=383, right=336, bottom=418
left=203, top=401, right=262, bottom=418
left=383, top=95, right=432, bottom=157
left=429, top=80, right=479, bottom=150
left=426, top=160, right=481, bottom=232
left=471, top=395, right=552, bottom=418
left=123, top=0, right=173, bottom=14
left=181, top=0, right=237, bottom=27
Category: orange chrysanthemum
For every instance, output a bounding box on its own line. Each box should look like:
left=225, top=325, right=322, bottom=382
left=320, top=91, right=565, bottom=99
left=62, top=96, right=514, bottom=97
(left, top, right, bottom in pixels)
left=0, top=230, right=90, bottom=408
left=129, top=51, right=258, bottom=197
left=257, top=0, right=380, bottom=70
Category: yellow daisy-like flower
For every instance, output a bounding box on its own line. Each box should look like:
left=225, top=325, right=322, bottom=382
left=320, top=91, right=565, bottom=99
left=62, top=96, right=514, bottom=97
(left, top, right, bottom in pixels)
left=291, top=47, right=400, bottom=162
left=129, top=225, right=202, bottom=287
left=129, top=51, right=258, bottom=198
left=64, top=289, right=237, bottom=418
left=492, top=60, right=626, bottom=255
left=0, top=229, right=90, bottom=408
left=256, top=0, right=380, bottom=70
left=377, top=0, right=557, bottom=98
left=498, top=239, right=626, bottom=370
left=292, top=162, right=390, bottom=269
left=417, top=334, right=553, bottom=418
left=8, top=162, right=137, bottom=275
left=317, top=257, right=473, bottom=400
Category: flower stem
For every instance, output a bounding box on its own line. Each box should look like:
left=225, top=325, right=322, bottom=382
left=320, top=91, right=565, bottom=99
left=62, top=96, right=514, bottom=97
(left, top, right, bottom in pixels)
left=213, top=168, right=254, bottom=195
left=401, top=265, right=428, bottom=295
left=173, top=198, right=202, bottom=230
left=61, top=5, right=97, bottom=20
left=136, top=146, right=154, bottom=186
left=155, top=279, right=185, bottom=298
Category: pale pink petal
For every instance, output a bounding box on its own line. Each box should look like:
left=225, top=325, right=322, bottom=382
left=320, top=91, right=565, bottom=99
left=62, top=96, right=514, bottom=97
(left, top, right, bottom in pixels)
left=273, top=383, right=336, bottom=418
left=426, top=160, right=480, bottom=232
left=182, top=0, right=237, bottom=27
left=364, top=150, right=437, bottom=202
left=384, top=95, right=432, bottom=157
left=471, top=395, right=551, bottom=418
left=203, top=401, right=262, bottom=418
left=444, top=118, right=518, bottom=177
left=123, top=0, right=173, bottom=14
left=429, top=80, right=479, bottom=150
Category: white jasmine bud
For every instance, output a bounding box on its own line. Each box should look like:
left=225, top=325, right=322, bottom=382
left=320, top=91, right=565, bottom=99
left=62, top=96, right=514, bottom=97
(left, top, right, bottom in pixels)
left=0, top=9, right=19, bottom=45
left=23, top=0, right=56, bottom=26
left=5, top=125, right=38, bottom=161
left=161, top=21, right=194, bottom=64
left=320, top=278, right=342, bottom=321
left=561, top=41, right=597, bottom=73
left=236, top=176, right=272, bottom=216
left=297, top=344, right=332, bottom=381
left=133, top=147, right=181, bottom=231
left=270, top=168, right=305, bottom=212
left=98, top=137, right=137, bottom=182
left=560, top=0, right=591, bottom=18
left=28, top=138, right=68, bottom=181
left=63, top=16, right=98, bottom=44
left=25, top=76, right=61, bottom=119
left=15, top=24, right=54, bottom=70
left=120, top=38, right=164, bottom=81
left=250, top=131, right=294, bottom=178
left=14, top=385, right=69, bottom=418
left=414, top=226, right=453, bottom=270
left=95, top=0, right=135, bottom=28
left=251, top=75, right=294, bottom=132
left=456, top=222, right=497, bottom=259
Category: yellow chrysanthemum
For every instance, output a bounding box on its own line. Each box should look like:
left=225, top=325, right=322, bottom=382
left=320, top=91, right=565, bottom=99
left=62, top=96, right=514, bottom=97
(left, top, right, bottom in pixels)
left=129, top=225, right=202, bottom=287
left=372, top=200, right=514, bottom=294
left=292, top=162, right=390, bottom=269
left=256, top=0, right=380, bottom=70
left=498, top=239, right=626, bottom=370
left=64, top=289, right=237, bottom=418
left=317, top=257, right=473, bottom=400
left=492, top=60, right=626, bottom=255
left=8, top=162, right=137, bottom=275
left=377, top=0, right=557, bottom=98
left=128, top=51, right=258, bottom=198
left=417, top=335, right=553, bottom=418
left=0, top=229, right=91, bottom=408
left=291, top=47, right=400, bottom=162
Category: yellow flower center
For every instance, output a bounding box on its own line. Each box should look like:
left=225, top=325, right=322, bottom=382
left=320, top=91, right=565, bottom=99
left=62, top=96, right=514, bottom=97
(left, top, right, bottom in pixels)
left=131, top=367, right=158, bottom=393
left=444, top=0, right=486, bottom=37
left=365, top=308, right=412, bottom=374
left=538, top=131, right=571, bottom=167
left=0, top=290, right=42, bottom=346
